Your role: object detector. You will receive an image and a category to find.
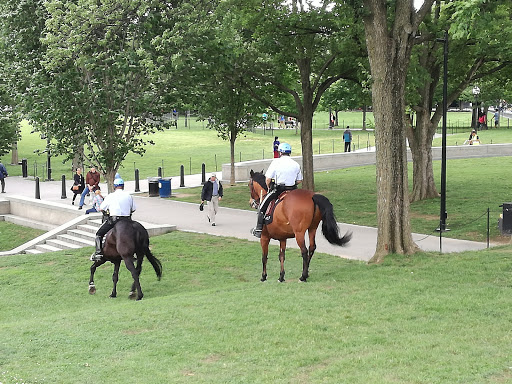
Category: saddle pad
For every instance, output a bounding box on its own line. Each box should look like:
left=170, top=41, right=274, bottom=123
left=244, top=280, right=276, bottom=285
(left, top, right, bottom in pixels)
left=264, top=191, right=289, bottom=225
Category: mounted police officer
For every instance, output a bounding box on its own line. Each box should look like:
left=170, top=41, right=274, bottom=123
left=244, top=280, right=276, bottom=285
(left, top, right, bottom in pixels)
left=90, top=178, right=136, bottom=261
left=251, top=143, right=302, bottom=238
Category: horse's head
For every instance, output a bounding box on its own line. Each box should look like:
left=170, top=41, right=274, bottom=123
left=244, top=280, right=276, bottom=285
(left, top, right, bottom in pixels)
left=249, top=169, right=267, bottom=209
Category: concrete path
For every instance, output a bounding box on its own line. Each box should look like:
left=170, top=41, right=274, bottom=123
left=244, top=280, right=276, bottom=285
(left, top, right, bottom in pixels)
left=0, top=172, right=489, bottom=262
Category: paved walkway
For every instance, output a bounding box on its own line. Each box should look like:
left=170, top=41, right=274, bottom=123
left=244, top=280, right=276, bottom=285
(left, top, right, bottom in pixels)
left=0, top=172, right=489, bottom=262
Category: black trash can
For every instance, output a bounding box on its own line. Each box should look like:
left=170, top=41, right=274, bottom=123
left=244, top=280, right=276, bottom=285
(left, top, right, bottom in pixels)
left=499, top=202, right=512, bottom=235
left=148, top=177, right=159, bottom=197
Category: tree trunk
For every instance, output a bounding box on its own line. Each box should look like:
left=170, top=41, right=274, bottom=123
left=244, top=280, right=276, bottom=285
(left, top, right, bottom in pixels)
left=230, top=126, right=236, bottom=185
left=10, top=141, right=18, bottom=165
left=300, top=110, right=314, bottom=191
left=363, top=0, right=420, bottom=263
left=362, top=106, right=367, bottom=131
left=408, top=111, right=439, bottom=202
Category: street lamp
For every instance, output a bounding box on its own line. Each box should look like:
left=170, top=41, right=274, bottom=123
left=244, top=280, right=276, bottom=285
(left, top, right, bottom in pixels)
left=437, top=31, right=449, bottom=241
left=472, top=86, right=480, bottom=131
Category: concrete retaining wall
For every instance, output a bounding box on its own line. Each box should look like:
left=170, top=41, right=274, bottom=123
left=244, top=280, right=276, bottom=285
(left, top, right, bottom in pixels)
left=7, top=195, right=82, bottom=225
left=221, top=143, right=512, bottom=183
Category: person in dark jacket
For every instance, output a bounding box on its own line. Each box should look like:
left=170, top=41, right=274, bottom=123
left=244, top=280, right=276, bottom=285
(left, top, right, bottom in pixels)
left=0, top=160, right=8, bottom=193
left=201, top=173, right=223, bottom=226
left=70, top=167, right=85, bottom=205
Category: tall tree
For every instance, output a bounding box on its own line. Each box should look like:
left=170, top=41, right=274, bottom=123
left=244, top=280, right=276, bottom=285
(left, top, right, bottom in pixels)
left=229, top=0, right=364, bottom=190
left=0, top=0, right=45, bottom=162
left=359, top=0, right=436, bottom=263
left=407, top=0, right=512, bottom=202
left=26, top=0, right=177, bottom=191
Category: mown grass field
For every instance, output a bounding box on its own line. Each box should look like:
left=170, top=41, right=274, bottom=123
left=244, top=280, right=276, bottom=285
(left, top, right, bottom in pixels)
left=0, top=221, right=45, bottom=251
left=8, top=111, right=510, bottom=181
left=1, top=231, right=512, bottom=384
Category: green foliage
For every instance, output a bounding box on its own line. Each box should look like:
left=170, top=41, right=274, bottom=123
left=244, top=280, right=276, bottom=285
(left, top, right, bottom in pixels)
left=21, top=0, right=181, bottom=188
left=1, top=231, right=512, bottom=383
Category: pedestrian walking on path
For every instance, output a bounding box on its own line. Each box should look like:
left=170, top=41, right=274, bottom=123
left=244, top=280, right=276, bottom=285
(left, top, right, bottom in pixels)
left=201, top=173, right=223, bottom=226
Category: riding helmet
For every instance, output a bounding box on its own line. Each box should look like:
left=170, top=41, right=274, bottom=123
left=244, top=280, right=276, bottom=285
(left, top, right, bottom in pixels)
left=278, top=143, right=292, bottom=154
left=114, top=178, right=125, bottom=187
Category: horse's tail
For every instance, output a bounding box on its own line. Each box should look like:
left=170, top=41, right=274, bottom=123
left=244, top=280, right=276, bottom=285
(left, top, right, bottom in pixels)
left=145, top=248, right=163, bottom=281
left=134, top=221, right=162, bottom=281
left=312, top=194, right=352, bottom=246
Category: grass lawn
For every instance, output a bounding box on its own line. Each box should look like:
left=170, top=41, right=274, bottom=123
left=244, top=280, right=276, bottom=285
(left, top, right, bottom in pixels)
left=8, top=111, right=511, bottom=181
left=1, top=231, right=511, bottom=383
left=0, top=221, right=45, bottom=251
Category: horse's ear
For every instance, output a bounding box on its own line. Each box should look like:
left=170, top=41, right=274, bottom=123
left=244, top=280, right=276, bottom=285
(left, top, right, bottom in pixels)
left=250, top=169, right=254, bottom=177
left=261, top=170, right=263, bottom=174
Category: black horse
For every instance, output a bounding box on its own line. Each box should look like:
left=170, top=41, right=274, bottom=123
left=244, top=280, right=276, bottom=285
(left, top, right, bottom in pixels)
left=88, top=219, right=162, bottom=300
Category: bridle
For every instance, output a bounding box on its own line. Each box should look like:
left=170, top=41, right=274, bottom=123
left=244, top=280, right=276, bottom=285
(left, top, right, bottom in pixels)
left=249, top=178, right=267, bottom=209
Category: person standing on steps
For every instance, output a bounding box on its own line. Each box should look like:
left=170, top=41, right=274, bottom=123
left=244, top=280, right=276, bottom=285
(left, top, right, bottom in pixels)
left=201, top=173, right=223, bottom=226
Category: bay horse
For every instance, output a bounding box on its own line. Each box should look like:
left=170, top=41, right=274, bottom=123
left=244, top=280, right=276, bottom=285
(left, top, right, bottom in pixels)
left=249, top=170, right=351, bottom=282
left=88, top=219, right=162, bottom=300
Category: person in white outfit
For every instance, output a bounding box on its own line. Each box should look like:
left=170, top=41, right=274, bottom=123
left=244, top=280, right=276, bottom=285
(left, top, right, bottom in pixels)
left=251, top=143, right=302, bottom=238
left=90, top=178, right=136, bottom=261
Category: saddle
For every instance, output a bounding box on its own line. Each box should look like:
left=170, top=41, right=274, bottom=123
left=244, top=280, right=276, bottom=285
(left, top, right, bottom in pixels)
left=263, top=190, right=290, bottom=225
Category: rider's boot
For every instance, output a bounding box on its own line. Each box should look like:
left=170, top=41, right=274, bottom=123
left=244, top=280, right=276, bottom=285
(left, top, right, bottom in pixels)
left=90, top=236, right=104, bottom=261
left=251, top=212, right=264, bottom=238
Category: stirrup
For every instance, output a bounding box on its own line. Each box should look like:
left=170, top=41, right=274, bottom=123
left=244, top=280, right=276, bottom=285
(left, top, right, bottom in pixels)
left=90, top=252, right=103, bottom=261
left=251, top=228, right=262, bottom=238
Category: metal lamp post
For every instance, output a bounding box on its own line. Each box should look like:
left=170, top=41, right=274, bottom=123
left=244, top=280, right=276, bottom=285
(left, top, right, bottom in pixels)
left=472, top=86, right=480, bottom=131
left=438, top=31, right=449, bottom=244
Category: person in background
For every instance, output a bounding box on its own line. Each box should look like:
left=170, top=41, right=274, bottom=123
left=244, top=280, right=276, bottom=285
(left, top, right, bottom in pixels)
left=0, top=160, right=8, bottom=193
left=201, top=173, right=223, bottom=226
left=78, top=166, right=100, bottom=210
left=71, top=167, right=85, bottom=205
left=468, top=130, right=481, bottom=145
left=86, top=188, right=104, bottom=214
left=273, top=136, right=280, bottom=158
left=494, top=110, right=499, bottom=128
left=343, top=126, right=352, bottom=152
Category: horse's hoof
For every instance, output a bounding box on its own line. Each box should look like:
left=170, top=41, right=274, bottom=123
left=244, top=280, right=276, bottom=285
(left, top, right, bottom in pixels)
left=299, top=277, right=307, bottom=282
left=278, top=278, right=285, bottom=283
left=260, top=274, right=267, bottom=282
left=109, top=294, right=117, bottom=298
left=88, top=284, right=96, bottom=295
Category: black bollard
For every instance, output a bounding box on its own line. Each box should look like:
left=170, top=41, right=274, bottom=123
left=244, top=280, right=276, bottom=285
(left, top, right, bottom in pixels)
left=180, top=165, right=185, bottom=187
left=134, top=169, right=140, bottom=192
left=61, top=174, right=67, bottom=199
left=201, top=163, right=206, bottom=184
left=158, top=166, right=162, bottom=178
left=21, top=158, right=28, bottom=178
left=35, top=177, right=40, bottom=199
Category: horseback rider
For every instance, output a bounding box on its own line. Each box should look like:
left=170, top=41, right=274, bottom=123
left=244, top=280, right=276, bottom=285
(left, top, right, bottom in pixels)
left=251, top=142, right=302, bottom=238
left=90, top=178, right=136, bottom=261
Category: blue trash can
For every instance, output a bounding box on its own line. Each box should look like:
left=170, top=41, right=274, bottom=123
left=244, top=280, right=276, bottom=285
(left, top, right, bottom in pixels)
left=159, top=177, right=172, bottom=198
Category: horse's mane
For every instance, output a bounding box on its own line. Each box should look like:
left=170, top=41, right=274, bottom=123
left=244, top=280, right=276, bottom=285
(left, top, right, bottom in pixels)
left=252, top=171, right=268, bottom=191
